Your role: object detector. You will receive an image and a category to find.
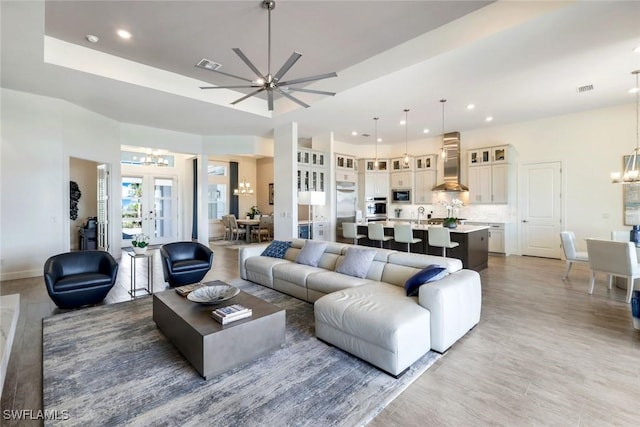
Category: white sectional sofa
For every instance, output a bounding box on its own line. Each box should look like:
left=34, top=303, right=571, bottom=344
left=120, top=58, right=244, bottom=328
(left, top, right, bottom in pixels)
left=239, top=239, right=481, bottom=376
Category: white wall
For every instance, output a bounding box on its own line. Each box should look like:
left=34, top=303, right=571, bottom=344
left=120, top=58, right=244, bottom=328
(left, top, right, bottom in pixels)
left=0, top=88, right=209, bottom=280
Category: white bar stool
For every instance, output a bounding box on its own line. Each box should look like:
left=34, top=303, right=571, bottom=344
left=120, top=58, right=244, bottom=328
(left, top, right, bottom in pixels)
left=393, top=223, right=422, bottom=253
left=428, top=226, right=459, bottom=256
left=343, top=222, right=366, bottom=245
left=368, top=223, right=393, bottom=248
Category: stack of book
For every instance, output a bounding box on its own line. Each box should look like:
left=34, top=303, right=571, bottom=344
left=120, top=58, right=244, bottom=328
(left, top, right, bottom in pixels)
left=212, top=304, right=252, bottom=325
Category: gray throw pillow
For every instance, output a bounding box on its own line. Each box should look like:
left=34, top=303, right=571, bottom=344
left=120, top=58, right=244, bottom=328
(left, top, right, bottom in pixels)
left=336, top=247, right=377, bottom=278
left=295, top=241, right=328, bottom=267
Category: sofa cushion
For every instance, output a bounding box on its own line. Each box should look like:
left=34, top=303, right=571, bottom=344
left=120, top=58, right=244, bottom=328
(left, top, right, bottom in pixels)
left=272, top=262, right=325, bottom=288
left=306, top=270, right=373, bottom=295
left=261, top=240, right=292, bottom=258
left=336, top=247, right=378, bottom=278
left=404, top=265, right=448, bottom=297
left=296, top=241, right=328, bottom=267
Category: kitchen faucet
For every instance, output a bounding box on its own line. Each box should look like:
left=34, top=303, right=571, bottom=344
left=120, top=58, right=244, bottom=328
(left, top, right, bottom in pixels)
left=417, top=206, right=425, bottom=225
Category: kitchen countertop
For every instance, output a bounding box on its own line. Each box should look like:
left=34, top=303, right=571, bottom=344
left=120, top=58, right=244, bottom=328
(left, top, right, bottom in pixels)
left=358, top=222, right=490, bottom=234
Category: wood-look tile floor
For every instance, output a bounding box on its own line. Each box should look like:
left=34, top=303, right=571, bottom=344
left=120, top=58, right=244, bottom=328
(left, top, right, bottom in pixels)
left=1, top=246, right=639, bottom=426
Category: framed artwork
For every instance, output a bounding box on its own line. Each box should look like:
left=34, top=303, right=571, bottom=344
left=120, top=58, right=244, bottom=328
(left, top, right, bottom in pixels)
left=269, top=183, right=274, bottom=205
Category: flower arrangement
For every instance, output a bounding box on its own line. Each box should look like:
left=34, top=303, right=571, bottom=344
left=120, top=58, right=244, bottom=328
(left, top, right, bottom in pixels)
left=246, top=206, right=261, bottom=219
left=440, top=198, right=464, bottom=228
left=132, top=234, right=149, bottom=248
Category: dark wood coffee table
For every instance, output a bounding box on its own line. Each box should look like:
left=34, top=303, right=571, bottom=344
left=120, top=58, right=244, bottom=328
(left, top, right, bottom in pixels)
left=152, top=281, right=286, bottom=379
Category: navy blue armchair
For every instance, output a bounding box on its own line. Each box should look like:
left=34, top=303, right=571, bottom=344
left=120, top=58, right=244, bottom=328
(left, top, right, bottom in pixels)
left=44, top=251, right=118, bottom=309
left=160, top=242, right=214, bottom=287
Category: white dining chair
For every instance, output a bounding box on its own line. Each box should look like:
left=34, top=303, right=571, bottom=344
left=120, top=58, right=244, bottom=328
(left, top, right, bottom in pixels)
left=428, top=226, right=459, bottom=257
left=586, top=238, right=639, bottom=303
left=560, top=231, right=589, bottom=279
left=394, top=223, right=422, bottom=253
left=611, top=230, right=629, bottom=242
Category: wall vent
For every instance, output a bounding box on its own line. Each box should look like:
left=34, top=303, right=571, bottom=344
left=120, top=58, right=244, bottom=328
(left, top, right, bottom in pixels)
left=196, top=59, right=222, bottom=71
left=361, top=133, right=370, bottom=137
left=576, top=84, right=594, bottom=93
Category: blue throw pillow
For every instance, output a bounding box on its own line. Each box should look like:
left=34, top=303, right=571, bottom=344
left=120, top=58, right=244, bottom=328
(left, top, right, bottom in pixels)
left=261, top=240, right=292, bottom=259
left=404, top=265, right=448, bottom=297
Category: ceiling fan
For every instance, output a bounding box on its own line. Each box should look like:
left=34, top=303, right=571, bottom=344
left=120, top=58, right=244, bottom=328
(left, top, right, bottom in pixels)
left=196, top=0, right=337, bottom=111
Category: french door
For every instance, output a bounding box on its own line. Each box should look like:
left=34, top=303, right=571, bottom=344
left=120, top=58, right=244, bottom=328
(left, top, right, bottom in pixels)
left=122, top=175, right=178, bottom=245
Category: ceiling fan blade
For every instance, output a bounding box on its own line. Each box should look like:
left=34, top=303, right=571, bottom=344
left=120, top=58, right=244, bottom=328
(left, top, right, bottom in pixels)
left=273, top=52, right=302, bottom=82
left=276, top=88, right=310, bottom=109
left=232, top=48, right=264, bottom=81
left=200, top=85, right=261, bottom=89
left=285, top=87, right=336, bottom=96
left=231, top=88, right=266, bottom=106
left=279, top=72, right=337, bottom=86
left=267, top=90, right=274, bottom=111
left=195, top=63, right=254, bottom=83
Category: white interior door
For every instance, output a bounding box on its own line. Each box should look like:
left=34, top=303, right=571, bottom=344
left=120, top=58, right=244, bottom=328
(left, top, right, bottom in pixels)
left=520, top=161, right=563, bottom=258
left=122, top=175, right=178, bottom=245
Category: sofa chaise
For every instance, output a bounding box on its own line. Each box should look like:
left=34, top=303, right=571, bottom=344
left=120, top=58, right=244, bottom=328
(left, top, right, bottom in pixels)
left=239, top=239, right=481, bottom=376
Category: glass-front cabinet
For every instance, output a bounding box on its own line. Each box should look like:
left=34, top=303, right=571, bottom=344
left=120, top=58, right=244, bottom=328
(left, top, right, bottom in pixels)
left=364, top=159, right=389, bottom=171
left=415, top=155, right=436, bottom=170
left=391, top=157, right=412, bottom=171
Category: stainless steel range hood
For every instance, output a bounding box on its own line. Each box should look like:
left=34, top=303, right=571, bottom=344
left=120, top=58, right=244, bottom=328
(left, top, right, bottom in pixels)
left=432, top=132, right=469, bottom=192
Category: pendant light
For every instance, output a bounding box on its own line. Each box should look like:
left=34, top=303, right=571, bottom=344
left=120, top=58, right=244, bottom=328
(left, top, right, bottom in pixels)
left=611, top=70, right=640, bottom=183
left=403, top=109, right=410, bottom=167
left=373, top=117, right=380, bottom=170
left=440, top=99, right=447, bottom=160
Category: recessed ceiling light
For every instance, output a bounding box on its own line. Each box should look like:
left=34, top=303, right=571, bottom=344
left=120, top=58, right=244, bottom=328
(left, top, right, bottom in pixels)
left=400, top=120, right=406, bottom=125
left=377, top=138, right=382, bottom=143
left=423, top=128, right=430, bottom=134
left=485, top=116, right=494, bottom=122
left=86, top=34, right=99, bottom=43
left=466, top=104, right=475, bottom=110
left=351, top=131, right=357, bottom=136
left=117, top=29, right=132, bottom=39
left=634, top=46, right=640, bottom=53
left=630, top=87, right=640, bottom=94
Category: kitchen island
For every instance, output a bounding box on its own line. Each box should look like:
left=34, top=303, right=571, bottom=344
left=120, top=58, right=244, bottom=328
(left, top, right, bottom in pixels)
left=356, top=223, right=489, bottom=271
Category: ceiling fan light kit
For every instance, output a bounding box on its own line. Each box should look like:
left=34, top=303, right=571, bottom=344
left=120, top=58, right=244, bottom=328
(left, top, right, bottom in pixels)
left=196, top=0, right=337, bottom=111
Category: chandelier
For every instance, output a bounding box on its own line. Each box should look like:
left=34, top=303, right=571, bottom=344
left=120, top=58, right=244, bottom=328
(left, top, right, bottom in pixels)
left=234, top=177, right=254, bottom=196
left=139, top=149, right=169, bottom=167
left=611, top=70, right=640, bottom=183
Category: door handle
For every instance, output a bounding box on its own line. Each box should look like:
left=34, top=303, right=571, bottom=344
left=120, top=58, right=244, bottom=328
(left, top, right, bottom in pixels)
left=522, top=219, right=528, bottom=223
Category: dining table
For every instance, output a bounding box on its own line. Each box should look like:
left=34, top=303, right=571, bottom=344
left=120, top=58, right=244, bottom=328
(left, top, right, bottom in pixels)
left=236, top=218, right=260, bottom=242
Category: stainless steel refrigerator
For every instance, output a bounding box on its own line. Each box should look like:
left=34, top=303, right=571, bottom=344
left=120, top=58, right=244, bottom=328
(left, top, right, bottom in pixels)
left=335, top=181, right=357, bottom=243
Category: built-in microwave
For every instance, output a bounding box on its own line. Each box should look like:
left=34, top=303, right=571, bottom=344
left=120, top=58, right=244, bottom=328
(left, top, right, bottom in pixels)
left=392, top=189, right=411, bottom=203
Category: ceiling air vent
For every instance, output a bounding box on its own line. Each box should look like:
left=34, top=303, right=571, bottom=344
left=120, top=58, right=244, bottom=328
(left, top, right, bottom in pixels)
left=196, top=59, right=222, bottom=71
left=576, top=84, right=594, bottom=93
left=361, top=133, right=370, bottom=137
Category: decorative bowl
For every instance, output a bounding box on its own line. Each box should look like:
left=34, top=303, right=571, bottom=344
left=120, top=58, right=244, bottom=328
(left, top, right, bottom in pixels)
left=187, top=284, right=240, bottom=304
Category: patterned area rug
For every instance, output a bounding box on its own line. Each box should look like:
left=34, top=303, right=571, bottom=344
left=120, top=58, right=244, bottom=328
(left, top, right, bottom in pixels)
left=43, top=279, right=441, bottom=426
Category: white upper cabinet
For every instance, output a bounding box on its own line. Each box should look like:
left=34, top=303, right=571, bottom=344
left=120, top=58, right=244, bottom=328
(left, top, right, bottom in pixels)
left=415, top=155, right=436, bottom=170
left=391, top=157, right=412, bottom=171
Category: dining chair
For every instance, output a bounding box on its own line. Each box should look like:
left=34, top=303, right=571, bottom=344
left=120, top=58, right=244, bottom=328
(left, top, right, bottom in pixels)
left=367, top=223, right=393, bottom=248
left=251, top=215, right=272, bottom=242
left=394, top=223, right=422, bottom=253
left=228, top=215, right=247, bottom=241
left=222, top=215, right=232, bottom=240
left=343, top=222, right=365, bottom=245
left=428, top=226, right=459, bottom=257
left=560, top=231, right=589, bottom=279
left=586, top=238, right=639, bottom=303
left=611, top=230, right=630, bottom=242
